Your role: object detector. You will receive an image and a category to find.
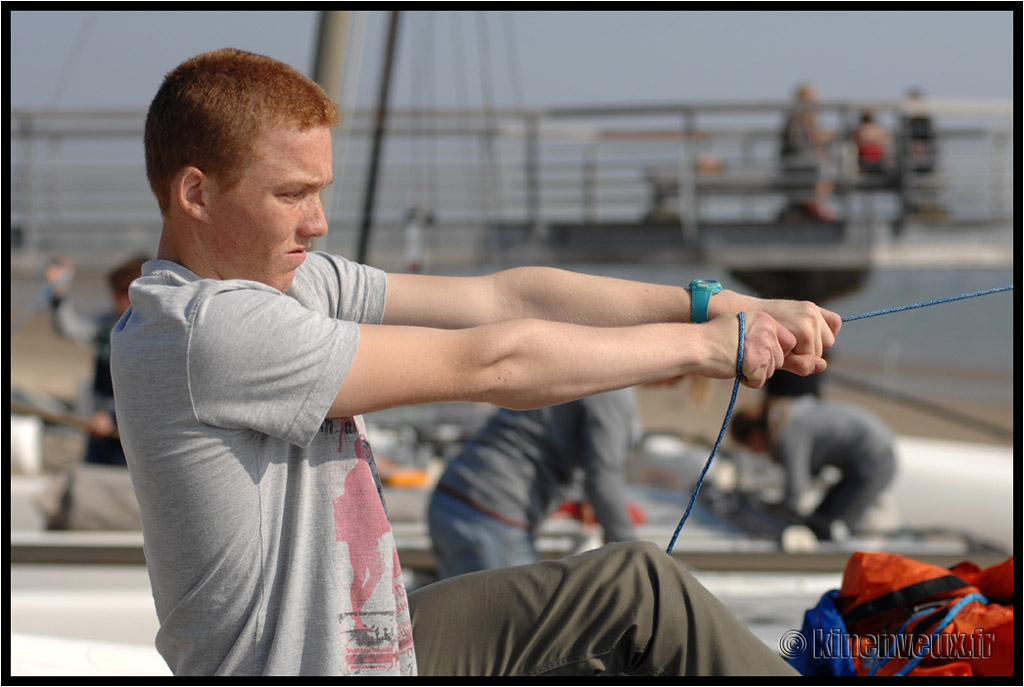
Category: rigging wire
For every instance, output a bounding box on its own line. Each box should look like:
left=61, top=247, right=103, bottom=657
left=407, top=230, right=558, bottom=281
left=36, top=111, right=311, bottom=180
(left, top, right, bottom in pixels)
left=419, top=13, right=439, bottom=216
left=474, top=12, right=497, bottom=112
left=474, top=11, right=503, bottom=218
left=327, top=10, right=369, bottom=235
left=449, top=12, right=471, bottom=109
left=447, top=12, right=495, bottom=231
left=50, top=11, right=98, bottom=107
left=404, top=11, right=439, bottom=272
left=500, top=11, right=526, bottom=107
left=407, top=12, right=426, bottom=212
left=447, top=12, right=478, bottom=213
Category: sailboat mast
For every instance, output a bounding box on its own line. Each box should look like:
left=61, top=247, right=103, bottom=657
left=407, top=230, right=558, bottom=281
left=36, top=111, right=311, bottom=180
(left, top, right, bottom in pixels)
left=312, top=11, right=349, bottom=103
left=356, top=10, right=401, bottom=265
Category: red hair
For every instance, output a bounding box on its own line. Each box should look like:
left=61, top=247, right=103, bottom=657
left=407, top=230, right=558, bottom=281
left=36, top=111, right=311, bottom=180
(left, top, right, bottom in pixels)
left=145, top=48, right=341, bottom=214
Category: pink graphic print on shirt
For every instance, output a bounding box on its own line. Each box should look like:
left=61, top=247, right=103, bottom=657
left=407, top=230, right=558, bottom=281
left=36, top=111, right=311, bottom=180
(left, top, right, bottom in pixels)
left=332, top=418, right=414, bottom=673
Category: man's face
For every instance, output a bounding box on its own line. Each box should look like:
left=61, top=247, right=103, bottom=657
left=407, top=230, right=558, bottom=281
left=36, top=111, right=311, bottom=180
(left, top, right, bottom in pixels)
left=203, top=125, right=334, bottom=292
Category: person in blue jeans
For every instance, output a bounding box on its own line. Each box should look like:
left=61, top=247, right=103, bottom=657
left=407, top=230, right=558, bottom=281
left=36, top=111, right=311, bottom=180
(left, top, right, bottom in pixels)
left=429, top=388, right=640, bottom=578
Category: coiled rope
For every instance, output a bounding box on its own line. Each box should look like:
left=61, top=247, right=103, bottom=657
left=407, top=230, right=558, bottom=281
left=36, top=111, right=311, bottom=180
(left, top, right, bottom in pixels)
left=666, top=284, right=1013, bottom=554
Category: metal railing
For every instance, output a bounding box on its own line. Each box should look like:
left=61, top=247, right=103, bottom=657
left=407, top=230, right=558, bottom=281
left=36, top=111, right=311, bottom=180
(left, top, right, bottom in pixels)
left=10, top=98, right=1014, bottom=267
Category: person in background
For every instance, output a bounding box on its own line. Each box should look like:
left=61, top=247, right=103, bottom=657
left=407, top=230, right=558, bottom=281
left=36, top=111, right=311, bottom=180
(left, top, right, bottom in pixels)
left=729, top=395, right=897, bottom=541
left=853, top=109, right=892, bottom=175
left=779, top=82, right=837, bottom=222
left=899, top=87, right=945, bottom=218
left=46, top=254, right=148, bottom=467
left=901, top=88, right=937, bottom=175
left=428, top=388, right=641, bottom=579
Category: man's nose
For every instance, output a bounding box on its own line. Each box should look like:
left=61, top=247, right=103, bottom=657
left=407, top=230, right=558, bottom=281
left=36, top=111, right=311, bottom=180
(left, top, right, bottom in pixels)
left=301, top=194, right=329, bottom=238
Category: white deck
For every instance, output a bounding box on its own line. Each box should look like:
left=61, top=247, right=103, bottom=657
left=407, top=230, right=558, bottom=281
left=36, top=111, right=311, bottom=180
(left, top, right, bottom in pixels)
left=8, top=562, right=841, bottom=677
left=8, top=435, right=1012, bottom=676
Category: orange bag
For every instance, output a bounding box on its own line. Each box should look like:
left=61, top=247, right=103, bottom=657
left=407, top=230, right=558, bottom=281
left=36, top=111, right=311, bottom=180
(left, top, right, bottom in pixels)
left=837, top=552, right=1014, bottom=676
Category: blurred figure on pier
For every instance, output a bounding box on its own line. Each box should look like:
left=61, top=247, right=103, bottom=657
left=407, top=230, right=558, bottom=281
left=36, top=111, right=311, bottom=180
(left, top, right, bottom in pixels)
left=779, top=82, right=837, bottom=222
left=901, top=88, right=937, bottom=174
left=900, top=88, right=945, bottom=218
left=853, top=109, right=893, bottom=175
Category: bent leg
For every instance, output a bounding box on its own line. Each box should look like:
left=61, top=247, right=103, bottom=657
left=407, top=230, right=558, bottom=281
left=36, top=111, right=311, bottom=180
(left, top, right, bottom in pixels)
left=409, top=540, right=796, bottom=676
left=427, top=490, right=536, bottom=579
left=811, top=450, right=897, bottom=533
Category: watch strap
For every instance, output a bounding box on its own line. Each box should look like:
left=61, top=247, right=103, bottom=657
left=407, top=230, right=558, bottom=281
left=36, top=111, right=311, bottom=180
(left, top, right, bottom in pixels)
left=691, top=288, right=712, bottom=324
left=688, top=280, right=721, bottom=324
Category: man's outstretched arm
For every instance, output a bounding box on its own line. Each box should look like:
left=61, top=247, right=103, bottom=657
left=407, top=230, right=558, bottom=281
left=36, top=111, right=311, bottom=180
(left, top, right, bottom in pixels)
left=329, top=310, right=795, bottom=419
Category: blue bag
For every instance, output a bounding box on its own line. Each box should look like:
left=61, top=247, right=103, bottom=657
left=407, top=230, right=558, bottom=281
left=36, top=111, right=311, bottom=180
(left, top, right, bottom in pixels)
left=788, top=589, right=858, bottom=676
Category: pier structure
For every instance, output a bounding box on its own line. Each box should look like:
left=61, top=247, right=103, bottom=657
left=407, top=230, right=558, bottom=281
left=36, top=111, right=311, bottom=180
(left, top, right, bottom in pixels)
left=10, top=98, right=1013, bottom=301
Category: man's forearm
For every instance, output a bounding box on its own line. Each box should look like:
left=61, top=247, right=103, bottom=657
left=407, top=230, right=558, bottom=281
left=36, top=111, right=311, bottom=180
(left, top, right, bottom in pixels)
left=50, top=297, right=99, bottom=343
left=491, top=266, right=692, bottom=327
left=335, top=316, right=738, bottom=419
left=383, top=268, right=841, bottom=364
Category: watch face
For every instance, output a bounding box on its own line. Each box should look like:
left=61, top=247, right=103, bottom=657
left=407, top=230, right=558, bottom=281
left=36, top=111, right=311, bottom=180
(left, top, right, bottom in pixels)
left=691, top=279, right=722, bottom=292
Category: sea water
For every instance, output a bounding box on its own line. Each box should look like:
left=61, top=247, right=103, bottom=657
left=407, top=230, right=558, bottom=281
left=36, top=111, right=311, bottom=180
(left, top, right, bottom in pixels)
left=817, top=266, right=1014, bottom=400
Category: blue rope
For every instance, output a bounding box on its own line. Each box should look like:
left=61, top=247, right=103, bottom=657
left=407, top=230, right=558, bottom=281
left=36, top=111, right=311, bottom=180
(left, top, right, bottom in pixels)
left=666, top=284, right=1012, bottom=554
left=867, top=592, right=988, bottom=676
left=840, top=285, right=1013, bottom=322
left=666, top=312, right=744, bottom=554
left=892, top=593, right=989, bottom=676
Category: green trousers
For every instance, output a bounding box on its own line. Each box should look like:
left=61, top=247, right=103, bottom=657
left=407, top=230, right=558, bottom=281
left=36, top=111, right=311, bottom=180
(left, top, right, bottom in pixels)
left=409, top=540, right=798, bottom=676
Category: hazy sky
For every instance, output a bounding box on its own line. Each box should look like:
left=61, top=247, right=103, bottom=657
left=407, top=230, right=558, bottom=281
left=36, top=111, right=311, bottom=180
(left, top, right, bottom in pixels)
left=9, top=9, right=1016, bottom=112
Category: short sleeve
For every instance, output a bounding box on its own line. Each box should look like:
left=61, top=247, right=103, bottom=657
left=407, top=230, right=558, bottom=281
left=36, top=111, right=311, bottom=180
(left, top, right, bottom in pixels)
left=187, top=287, right=359, bottom=446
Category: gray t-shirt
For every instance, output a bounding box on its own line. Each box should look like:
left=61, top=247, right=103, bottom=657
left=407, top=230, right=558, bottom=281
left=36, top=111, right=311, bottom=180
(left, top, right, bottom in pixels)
left=437, top=389, right=641, bottom=541
left=111, top=252, right=416, bottom=676
left=767, top=395, right=895, bottom=512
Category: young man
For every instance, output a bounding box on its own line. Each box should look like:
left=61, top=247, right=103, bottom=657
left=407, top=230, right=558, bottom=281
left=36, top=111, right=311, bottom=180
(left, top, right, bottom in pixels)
left=112, top=48, right=841, bottom=676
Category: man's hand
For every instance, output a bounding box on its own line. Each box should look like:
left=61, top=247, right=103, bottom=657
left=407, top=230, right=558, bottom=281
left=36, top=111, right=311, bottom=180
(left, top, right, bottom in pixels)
left=739, top=311, right=794, bottom=388
left=86, top=410, right=117, bottom=438
left=699, top=312, right=784, bottom=387
left=760, top=299, right=841, bottom=376
left=711, top=292, right=841, bottom=380
left=703, top=309, right=830, bottom=389
left=45, top=255, right=75, bottom=299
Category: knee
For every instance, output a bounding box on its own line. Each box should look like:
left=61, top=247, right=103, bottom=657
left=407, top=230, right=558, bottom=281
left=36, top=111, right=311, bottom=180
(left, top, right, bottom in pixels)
left=602, top=539, right=663, bottom=561
left=599, top=540, right=685, bottom=580
left=863, top=451, right=897, bottom=488
left=620, top=539, right=665, bottom=560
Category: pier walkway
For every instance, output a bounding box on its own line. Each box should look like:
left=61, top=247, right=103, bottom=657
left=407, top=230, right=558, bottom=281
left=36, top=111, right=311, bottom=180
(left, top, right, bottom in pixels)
left=11, top=98, right=1014, bottom=288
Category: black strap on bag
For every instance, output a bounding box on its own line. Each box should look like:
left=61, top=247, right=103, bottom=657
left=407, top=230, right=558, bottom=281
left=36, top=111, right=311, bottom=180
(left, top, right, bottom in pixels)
left=843, top=574, right=972, bottom=627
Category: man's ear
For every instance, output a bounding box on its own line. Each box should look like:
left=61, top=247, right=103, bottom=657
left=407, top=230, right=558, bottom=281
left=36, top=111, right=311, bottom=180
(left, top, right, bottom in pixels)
left=173, top=166, right=215, bottom=222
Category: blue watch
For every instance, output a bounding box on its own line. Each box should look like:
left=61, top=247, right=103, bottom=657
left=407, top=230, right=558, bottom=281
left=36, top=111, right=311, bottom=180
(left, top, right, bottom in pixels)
left=688, top=279, right=722, bottom=324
